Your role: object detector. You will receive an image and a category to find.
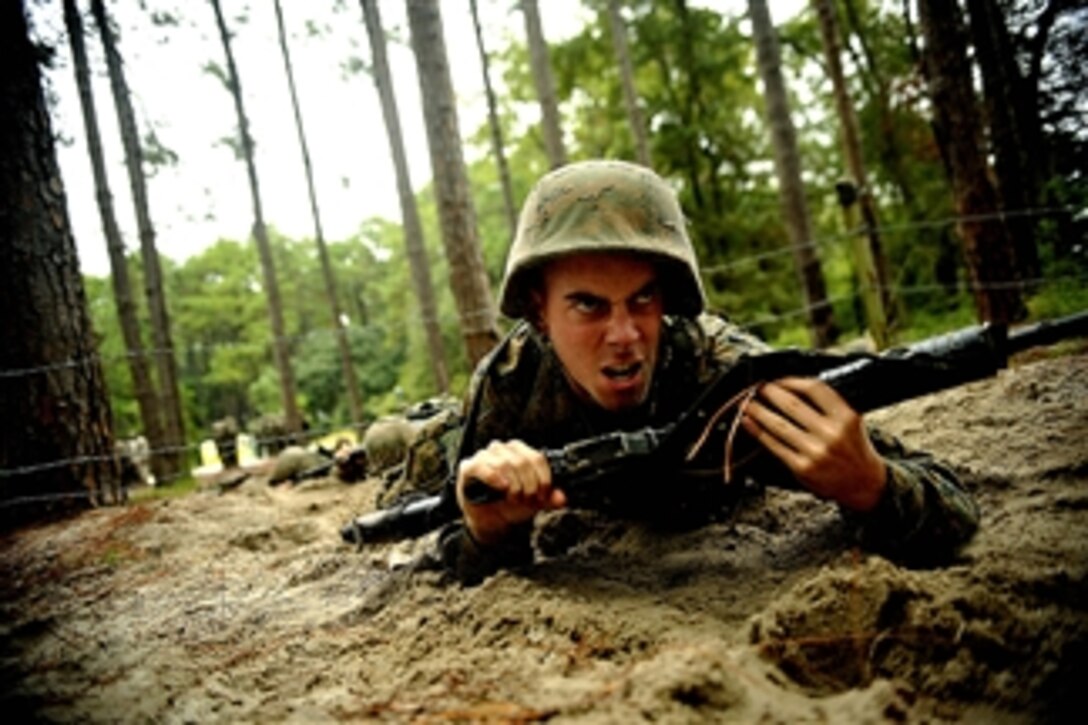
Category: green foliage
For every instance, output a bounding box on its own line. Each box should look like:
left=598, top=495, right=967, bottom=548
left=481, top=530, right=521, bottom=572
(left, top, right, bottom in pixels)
left=201, top=60, right=231, bottom=93
left=81, top=0, right=1086, bottom=457
left=141, top=128, right=178, bottom=170
left=84, top=274, right=142, bottom=437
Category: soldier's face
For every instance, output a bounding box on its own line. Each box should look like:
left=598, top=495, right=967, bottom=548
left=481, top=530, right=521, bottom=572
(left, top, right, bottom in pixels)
left=536, top=253, right=663, bottom=412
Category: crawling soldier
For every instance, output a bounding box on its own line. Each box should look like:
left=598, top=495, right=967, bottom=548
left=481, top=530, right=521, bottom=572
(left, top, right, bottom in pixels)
left=440, top=160, right=978, bottom=584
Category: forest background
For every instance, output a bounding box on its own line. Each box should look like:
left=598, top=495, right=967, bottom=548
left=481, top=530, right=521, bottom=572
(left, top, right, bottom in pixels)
left=4, top=0, right=1087, bottom=510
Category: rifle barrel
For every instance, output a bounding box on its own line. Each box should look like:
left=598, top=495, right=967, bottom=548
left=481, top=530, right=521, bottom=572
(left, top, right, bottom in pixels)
left=340, top=309, right=1088, bottom=546
left=1007, top=310, right=1088, bottom=355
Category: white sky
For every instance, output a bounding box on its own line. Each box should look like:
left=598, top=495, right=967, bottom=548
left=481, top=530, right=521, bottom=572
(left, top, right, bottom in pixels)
left=39, top=0, right=799, bottom=277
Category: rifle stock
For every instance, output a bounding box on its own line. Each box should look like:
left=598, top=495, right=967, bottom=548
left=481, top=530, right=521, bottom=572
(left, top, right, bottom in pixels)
left=340, top=310, right=1088, bottom=546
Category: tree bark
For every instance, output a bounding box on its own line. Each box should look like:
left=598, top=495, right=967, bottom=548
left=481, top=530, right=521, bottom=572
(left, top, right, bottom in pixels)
left=1, top=0, right=121, bottom=527
left=65, top=0, right=168, bottom=481
left=91, top=0, right=188, bottom=478
left=470, top=0, right=519, bottom=239
left=748, top=0, right=837, bottom=347
left=812, top=0, right=891, bottom=346
left=210, top=0, right=303, bottom=435
left=607, top=0, right=652, bottom=167
left=406, top=0, right=500, bottom=368
left=965, top=0, right=1040, bottom=281
left=273, top=0, right=365, bottom=426
left=520, top=0, right=568, bottom=168
left=917, top=0, right=1025, bottom=324
left=361, top=0, right=450, bottom=393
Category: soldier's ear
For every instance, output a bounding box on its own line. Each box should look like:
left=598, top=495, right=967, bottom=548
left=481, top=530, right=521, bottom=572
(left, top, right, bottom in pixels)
left=529, top=289, right=548, bottom=336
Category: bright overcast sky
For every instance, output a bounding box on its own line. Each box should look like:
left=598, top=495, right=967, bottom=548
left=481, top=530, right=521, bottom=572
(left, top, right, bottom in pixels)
left=37, top=1, right=800, bottom=277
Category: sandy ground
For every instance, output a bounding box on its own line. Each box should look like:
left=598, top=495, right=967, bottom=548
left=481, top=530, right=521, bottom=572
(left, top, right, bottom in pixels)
left=2, top=347, right=1086, bottom=723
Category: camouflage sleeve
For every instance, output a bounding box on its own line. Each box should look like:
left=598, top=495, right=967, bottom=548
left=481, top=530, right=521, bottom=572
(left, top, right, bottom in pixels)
left=696, top=312, right=771, bottom=365
left=696, top=312, right=979, bottom=562
left=435, top=326, right=539, bottom=586
left=437, top=521, right=534, bottom=586
left=846, top=427, right=979, bottom=564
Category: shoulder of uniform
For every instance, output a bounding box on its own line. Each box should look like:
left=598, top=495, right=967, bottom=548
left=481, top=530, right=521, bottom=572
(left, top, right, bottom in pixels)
left=494, top=320, right=538, bottom=376
left=695, top=312, right=770, bottom=355
left=466, top=320, right=543, bottom=393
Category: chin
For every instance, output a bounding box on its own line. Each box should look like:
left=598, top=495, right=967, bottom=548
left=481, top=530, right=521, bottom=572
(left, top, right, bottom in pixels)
left=597, top=388, right=649, bottom=412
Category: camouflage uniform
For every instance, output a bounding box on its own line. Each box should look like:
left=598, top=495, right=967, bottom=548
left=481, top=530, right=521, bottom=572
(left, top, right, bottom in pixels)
left=439, top=314, right=979, bottom=583
left=376, top=398, right=463, bottom=507
left=438, top=160, right=978, bottom=584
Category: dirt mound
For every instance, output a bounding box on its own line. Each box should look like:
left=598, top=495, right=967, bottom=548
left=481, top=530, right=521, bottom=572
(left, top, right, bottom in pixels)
left=1, top=350, right=1085, bottom=723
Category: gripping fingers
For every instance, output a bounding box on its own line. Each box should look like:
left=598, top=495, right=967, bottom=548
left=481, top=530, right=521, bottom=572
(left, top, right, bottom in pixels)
left=742, top=401, right=800, bottom=463
left=744, top=393, right=802, bottom=451
left=458, top=440, right=552, bottom=507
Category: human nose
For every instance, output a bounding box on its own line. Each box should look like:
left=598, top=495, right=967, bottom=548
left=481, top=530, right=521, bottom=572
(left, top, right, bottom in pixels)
left=605, top=305, right=640, bottom=345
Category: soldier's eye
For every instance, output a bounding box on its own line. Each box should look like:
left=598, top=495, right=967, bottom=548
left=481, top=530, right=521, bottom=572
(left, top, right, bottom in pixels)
left=630, top=284, right=660, bottom=309
left=568, top=293, right=606, bottom=315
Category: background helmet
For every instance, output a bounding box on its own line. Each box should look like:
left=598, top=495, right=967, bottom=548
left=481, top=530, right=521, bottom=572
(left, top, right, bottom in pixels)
left=498, top=159, right=706, bottom=319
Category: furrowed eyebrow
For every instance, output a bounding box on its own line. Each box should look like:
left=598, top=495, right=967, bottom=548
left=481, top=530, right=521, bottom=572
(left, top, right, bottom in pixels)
left=565, top=291, right=606, bottom=306
left=631, top=280, right=659, bottom=299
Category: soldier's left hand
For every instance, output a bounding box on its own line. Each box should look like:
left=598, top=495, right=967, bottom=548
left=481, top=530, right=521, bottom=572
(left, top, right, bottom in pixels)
left=740, top=376, right=887, bottom=511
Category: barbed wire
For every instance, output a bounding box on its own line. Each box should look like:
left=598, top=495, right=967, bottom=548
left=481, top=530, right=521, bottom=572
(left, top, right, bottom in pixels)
left=701, top=204, right=1079, bottom=276
left=0, top=489, right=98, bottom=510
left=6, top=269, right=1086, bottom=389
left=730, top=272, right=1087, bottom=335
left=2, top=270, right=1084, bottom=384
left=0, top=413, right=374, bottom=486
left=4, top=204, right=1083, bottom=381
left=3, top=271, right=1085, bottom=496
left=2, top=202, right=1085, bottom=499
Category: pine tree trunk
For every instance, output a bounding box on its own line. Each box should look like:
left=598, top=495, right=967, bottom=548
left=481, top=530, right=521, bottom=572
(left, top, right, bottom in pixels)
left=274, top=0, right=365, bottom=426
left=361, top=0, right=450, bottom=393
left=520, top=0, right=568, bottom=168
left=748, top=0, right=837, bottom=347
left=917, top=0, right=1025, bottom=324
left=210, top=0, right=303, bottom=435
left=91, top=0, right=188, bottom=479
left=965, top=0, right=1040, bottom=281
left=607, top=0, right=651, bottom=167
left=812, top=0, right=891, bottom=346
left=470, top=0, right=519, bottom=239
left=65, top=0, right=168, bottom=481
left=406, top=0, right=500, bottom=368
left=1, top=0, right=120, bottom=527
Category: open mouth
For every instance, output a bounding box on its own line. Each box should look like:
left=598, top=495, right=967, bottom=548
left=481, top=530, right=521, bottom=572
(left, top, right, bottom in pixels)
left=602, top=362, right=642, bottom=381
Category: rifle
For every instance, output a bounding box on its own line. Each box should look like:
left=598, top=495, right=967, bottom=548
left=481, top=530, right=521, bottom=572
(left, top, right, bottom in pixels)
left=340, top=310, right=1088, bottom=545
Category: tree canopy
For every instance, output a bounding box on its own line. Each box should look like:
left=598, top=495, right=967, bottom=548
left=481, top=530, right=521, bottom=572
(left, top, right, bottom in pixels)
left=48, top=0, right=1088, bottom=458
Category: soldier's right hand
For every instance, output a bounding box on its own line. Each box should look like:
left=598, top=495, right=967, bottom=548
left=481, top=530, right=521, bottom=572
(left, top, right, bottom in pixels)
left=455, top=439, right=567, bottom=545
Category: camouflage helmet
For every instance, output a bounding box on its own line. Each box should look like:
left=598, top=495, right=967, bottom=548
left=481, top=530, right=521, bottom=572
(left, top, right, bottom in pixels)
left=498, top=160, right=706, bottom=319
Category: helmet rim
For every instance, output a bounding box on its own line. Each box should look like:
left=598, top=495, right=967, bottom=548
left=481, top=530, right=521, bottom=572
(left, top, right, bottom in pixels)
left=498, top=160, right=705, bottom=319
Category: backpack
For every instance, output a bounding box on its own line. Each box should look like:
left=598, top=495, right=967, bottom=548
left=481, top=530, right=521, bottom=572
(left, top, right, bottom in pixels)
left=375, top=396, right=463, bottom=508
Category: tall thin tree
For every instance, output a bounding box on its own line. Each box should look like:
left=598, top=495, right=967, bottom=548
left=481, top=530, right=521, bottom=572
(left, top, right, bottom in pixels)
left=273, top=0, right=365, bottom=426
left=65, top=0, right=168, bottom=482
left=607, top=0, right=651, bottom=167
left=470, top=0, right=518, bottom=239
left=748, top=0, right=837, bottom=347
left=210, top=0, right=303, bottom=435
left=811, top=0, right=891, bottom=347
left=917, top=0, right=1025, bottom=324
left=964, top=0, right=1040, bottom=282
left=91, top=0, right=187, bottom=478
left=360, top=0, right=450, bottom=393
left=1, top=0, right=120, bottom=526
left=520, top=0, right=568, bottom=169
left=405, top=0, right=500, bottom=368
